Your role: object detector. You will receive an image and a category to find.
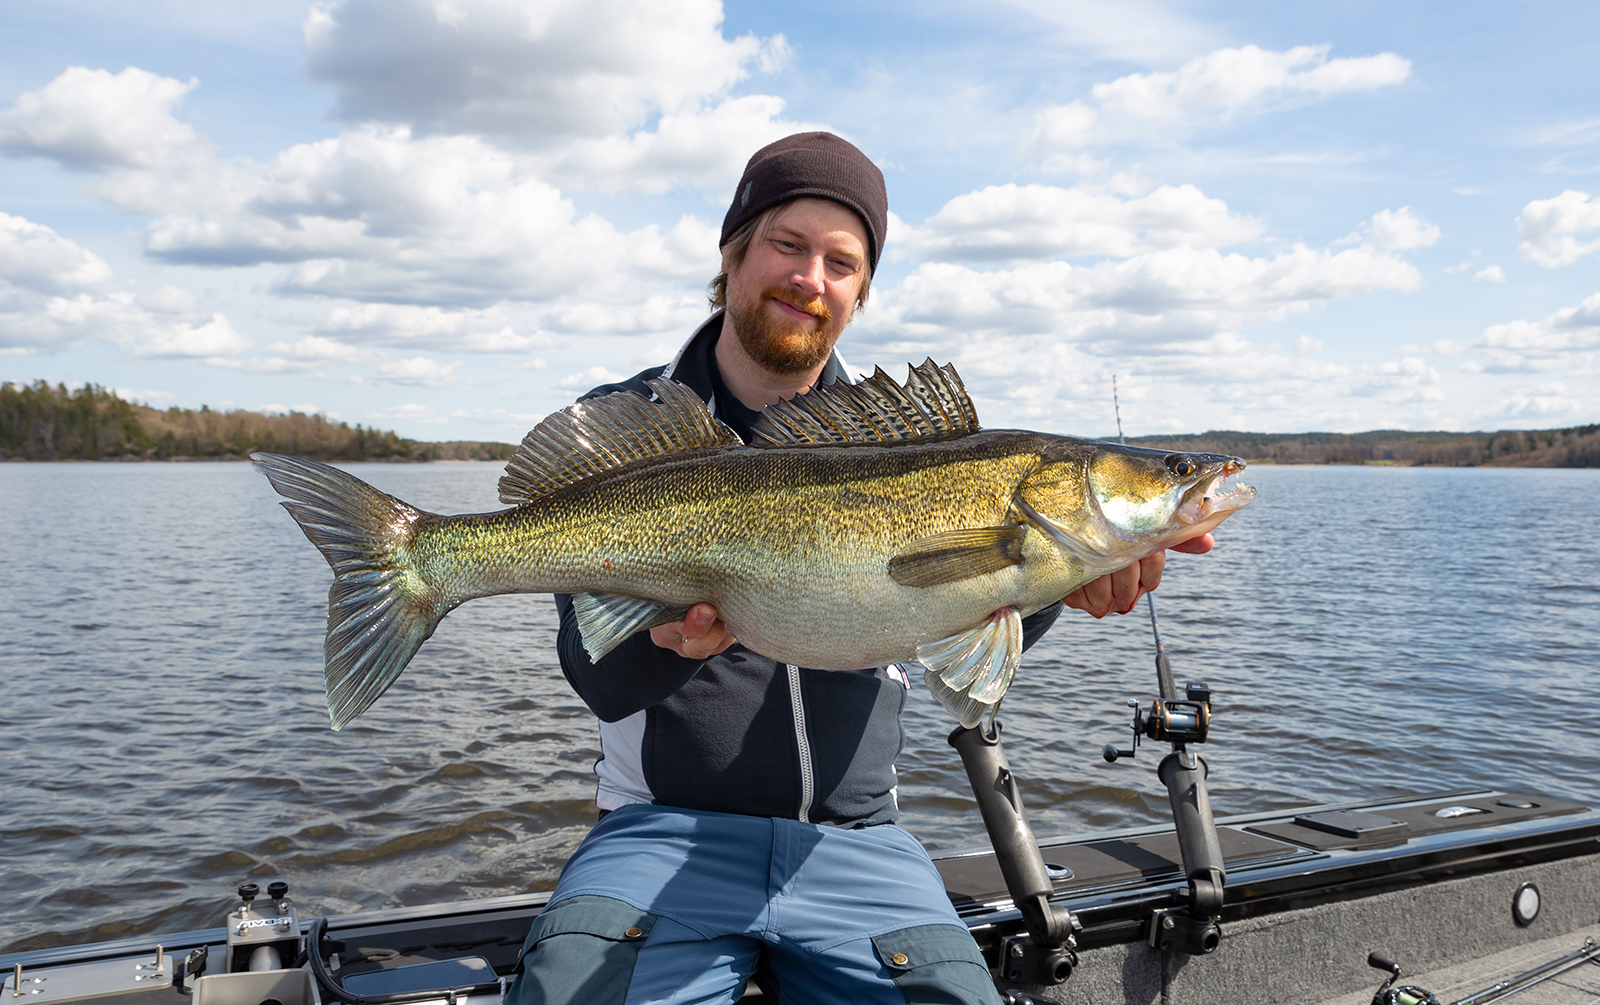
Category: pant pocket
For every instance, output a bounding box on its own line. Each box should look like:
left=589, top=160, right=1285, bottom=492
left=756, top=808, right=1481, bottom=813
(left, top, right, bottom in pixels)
left=871, top=924, right=1001, bottom=1005
left=508, top=895, right=658, bottom=1005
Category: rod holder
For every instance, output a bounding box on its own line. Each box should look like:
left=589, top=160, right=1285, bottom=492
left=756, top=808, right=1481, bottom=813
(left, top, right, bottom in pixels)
left=949, top=722, right=1077, bottom=952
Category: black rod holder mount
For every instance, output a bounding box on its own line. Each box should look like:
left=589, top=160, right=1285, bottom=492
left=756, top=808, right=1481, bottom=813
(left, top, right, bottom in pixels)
left=949, top=721, right=1079, bottom=987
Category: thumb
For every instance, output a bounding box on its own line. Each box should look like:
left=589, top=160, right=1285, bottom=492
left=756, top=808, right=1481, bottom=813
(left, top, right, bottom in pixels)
left=681, top=602, right=720, bottom=638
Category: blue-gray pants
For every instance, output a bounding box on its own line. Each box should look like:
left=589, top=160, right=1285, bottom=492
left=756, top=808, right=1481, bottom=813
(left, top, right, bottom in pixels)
left=507, top=804, right=1000, bottom=1004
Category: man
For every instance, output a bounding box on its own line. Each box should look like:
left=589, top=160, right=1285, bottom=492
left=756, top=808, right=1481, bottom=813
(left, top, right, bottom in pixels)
left=509, top=133, right=1212, bottom=1005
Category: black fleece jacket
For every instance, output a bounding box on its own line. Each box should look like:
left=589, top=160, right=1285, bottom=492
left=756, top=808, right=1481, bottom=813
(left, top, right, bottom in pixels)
left=556, top=312, right=1062, bottom=825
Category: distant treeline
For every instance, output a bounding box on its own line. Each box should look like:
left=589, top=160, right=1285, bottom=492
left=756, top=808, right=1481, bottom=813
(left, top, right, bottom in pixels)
left=1, top=381, right=518, bottom=462
left=1127, top=425, right=1600, bottom=467
left=7, top=379, right=1599, bottom=467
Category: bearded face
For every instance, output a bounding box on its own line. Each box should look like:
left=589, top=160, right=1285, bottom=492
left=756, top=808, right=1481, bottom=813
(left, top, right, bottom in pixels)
left=725, top=284, right=838, bottom=376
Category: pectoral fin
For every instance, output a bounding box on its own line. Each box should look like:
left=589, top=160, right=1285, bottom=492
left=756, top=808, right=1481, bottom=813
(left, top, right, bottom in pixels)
left=916, top=608, right=1023, bottom=727
left=888, top=526, right=1026, bottom=588
left=571, top=593, right=691, bottom=663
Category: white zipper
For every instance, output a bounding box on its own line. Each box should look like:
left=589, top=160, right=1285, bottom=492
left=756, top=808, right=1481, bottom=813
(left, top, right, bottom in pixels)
left=786, top=664, right=814, bottom=823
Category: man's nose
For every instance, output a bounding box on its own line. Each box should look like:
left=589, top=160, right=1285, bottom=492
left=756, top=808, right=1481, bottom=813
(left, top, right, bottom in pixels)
left=792, top=255, right=826, bottom=295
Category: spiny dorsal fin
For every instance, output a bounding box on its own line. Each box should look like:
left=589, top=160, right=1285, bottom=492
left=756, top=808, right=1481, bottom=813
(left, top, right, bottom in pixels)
left=499, top=378, right=741, bottom=504
left=750, top=358, right=979, bottom=448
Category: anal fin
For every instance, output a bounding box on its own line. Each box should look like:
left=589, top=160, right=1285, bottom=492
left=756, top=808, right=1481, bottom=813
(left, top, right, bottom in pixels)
left=572, top=593, right=691, bottom=663
left=888, top=526, right=1026, bottom=588
left=916, top=608, right=1023, bottom=728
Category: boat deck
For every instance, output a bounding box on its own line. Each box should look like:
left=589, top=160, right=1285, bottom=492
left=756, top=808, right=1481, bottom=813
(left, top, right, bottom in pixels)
left=5, top=787, right=1597, bottom=1005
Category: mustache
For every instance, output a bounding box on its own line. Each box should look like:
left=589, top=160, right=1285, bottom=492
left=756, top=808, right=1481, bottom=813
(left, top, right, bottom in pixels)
left=767, top=288, right=833, bottom=324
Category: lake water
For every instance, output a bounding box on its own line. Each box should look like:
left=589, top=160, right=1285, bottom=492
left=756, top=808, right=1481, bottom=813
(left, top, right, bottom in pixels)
left=2, top=460, right=1597, bottom=953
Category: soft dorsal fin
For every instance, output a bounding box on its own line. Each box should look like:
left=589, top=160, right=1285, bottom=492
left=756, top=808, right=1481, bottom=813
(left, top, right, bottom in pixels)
left=750, top=358, right=980, bottom=448
left=499, top=378, right=741, bottom=504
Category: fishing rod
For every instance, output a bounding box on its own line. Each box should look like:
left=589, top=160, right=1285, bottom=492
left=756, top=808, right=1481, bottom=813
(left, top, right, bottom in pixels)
left=1112, top=376, right=1177, bottom=701
left=1102, top=375, right=1226, bottom=957
left=1366, top=938, right=1600, bottom=1005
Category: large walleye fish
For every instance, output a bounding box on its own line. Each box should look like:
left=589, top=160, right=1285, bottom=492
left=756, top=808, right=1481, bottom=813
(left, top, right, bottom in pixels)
left=254, top=360, right=1253, bottom=730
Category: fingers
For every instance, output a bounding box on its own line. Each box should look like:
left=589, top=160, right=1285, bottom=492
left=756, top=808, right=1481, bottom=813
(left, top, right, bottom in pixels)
left=1063, top=552, right=1163, bottom=619
left=1136, top=551, right=1165, bottom=595
left=649, top=602, right=737, bottom=659
left=1170, top=532, right=1214, bottom=555
left=1063, top=573, right=1116, bottom=618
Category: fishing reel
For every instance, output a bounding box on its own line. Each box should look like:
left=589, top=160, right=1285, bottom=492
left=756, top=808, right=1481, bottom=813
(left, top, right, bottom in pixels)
left=1100, top=614, right=1226, bottom=958
left=1367, top=953, right=1438, bottom=1005
left=1102, top=681, right=1212, bottom=762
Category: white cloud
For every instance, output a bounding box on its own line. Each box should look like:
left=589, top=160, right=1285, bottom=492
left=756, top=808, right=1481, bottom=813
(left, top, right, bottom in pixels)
left=0, top=212, right=114, bottom=297
left=996, top=0, right=1221, bottom=64
left=1028, top=44, right=1411, bottom=156
left=261, top=335, right=374, bottom=365
left=1092, top=44, right=1410, bottom=121
left=0, top=66, right=265, bottom=216
left=142, top=126, right=721, bottom=309
left=0, top=211, right=248, bottom=358
left=1460, top=293, right=1600, bottom=374
left=301, top=0, right=798, bottom=192
left=375, top=356, right=463, bottom=388
left=897, top=183, right=1264, bottom=263
left=1517, top=190, right=1600, bottom=268
left=543, top=94, right=827, bottom=195
left=0, top=66, right=199, bottom=170
left=1028, top=102, right=1098, bottom=153
left=315, top=303, right=551, bottom=353
left=368, top=401, right=448, bottom=423
left=1352, top=356, right=1442, bottom=401
left=1476, top=383, right=1587, bottom=423
left=1472, top=265, right=1505, bottom=284
left=857, top=243, right=1421, bottom=366
left=559, top=364, right=625, bottom=389
left=134, top=312, right=253, bottom=358
left=1361, top=206, right=1440, bottom=250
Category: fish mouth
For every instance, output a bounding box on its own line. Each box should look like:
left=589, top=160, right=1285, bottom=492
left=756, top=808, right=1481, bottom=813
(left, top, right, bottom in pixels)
left=1177, top=459, right=1256, bottom=526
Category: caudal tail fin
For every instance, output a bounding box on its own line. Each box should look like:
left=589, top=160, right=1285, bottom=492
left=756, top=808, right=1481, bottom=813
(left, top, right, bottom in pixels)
left=251, top=452, right=445, bottom=729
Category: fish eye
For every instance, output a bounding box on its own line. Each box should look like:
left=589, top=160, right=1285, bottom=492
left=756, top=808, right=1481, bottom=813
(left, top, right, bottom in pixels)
left=1165, top=454, right=1196, bottom=477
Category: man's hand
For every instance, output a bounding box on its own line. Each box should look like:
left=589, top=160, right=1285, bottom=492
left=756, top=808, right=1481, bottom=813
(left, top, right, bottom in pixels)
left=1062, top=534, right=1214, bottom=619
left=650, top=602, right=738, bottom=659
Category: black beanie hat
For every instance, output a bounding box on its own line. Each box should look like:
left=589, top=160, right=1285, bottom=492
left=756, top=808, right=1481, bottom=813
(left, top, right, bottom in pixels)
left=720, top=132, right=888, bottom=272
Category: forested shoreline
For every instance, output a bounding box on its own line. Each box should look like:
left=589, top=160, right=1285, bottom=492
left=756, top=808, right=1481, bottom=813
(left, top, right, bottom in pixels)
left=3, top=380, right=1598, bottom=466
left=1125, top=425, right=1600, bottom=467
left=1, top=381, right=516, bottom=461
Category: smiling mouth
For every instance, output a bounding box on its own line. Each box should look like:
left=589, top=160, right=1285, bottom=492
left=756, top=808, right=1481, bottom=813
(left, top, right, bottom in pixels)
left=769, top=291, right=831, bottom=323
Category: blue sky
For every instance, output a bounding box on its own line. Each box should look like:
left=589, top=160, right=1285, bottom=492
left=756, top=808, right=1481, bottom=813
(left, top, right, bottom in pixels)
left=2, top=1, right=1598, bottom=441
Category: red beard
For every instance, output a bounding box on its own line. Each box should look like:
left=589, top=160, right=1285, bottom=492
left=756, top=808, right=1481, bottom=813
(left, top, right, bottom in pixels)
left=726, top=286, right=837, bottom=376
